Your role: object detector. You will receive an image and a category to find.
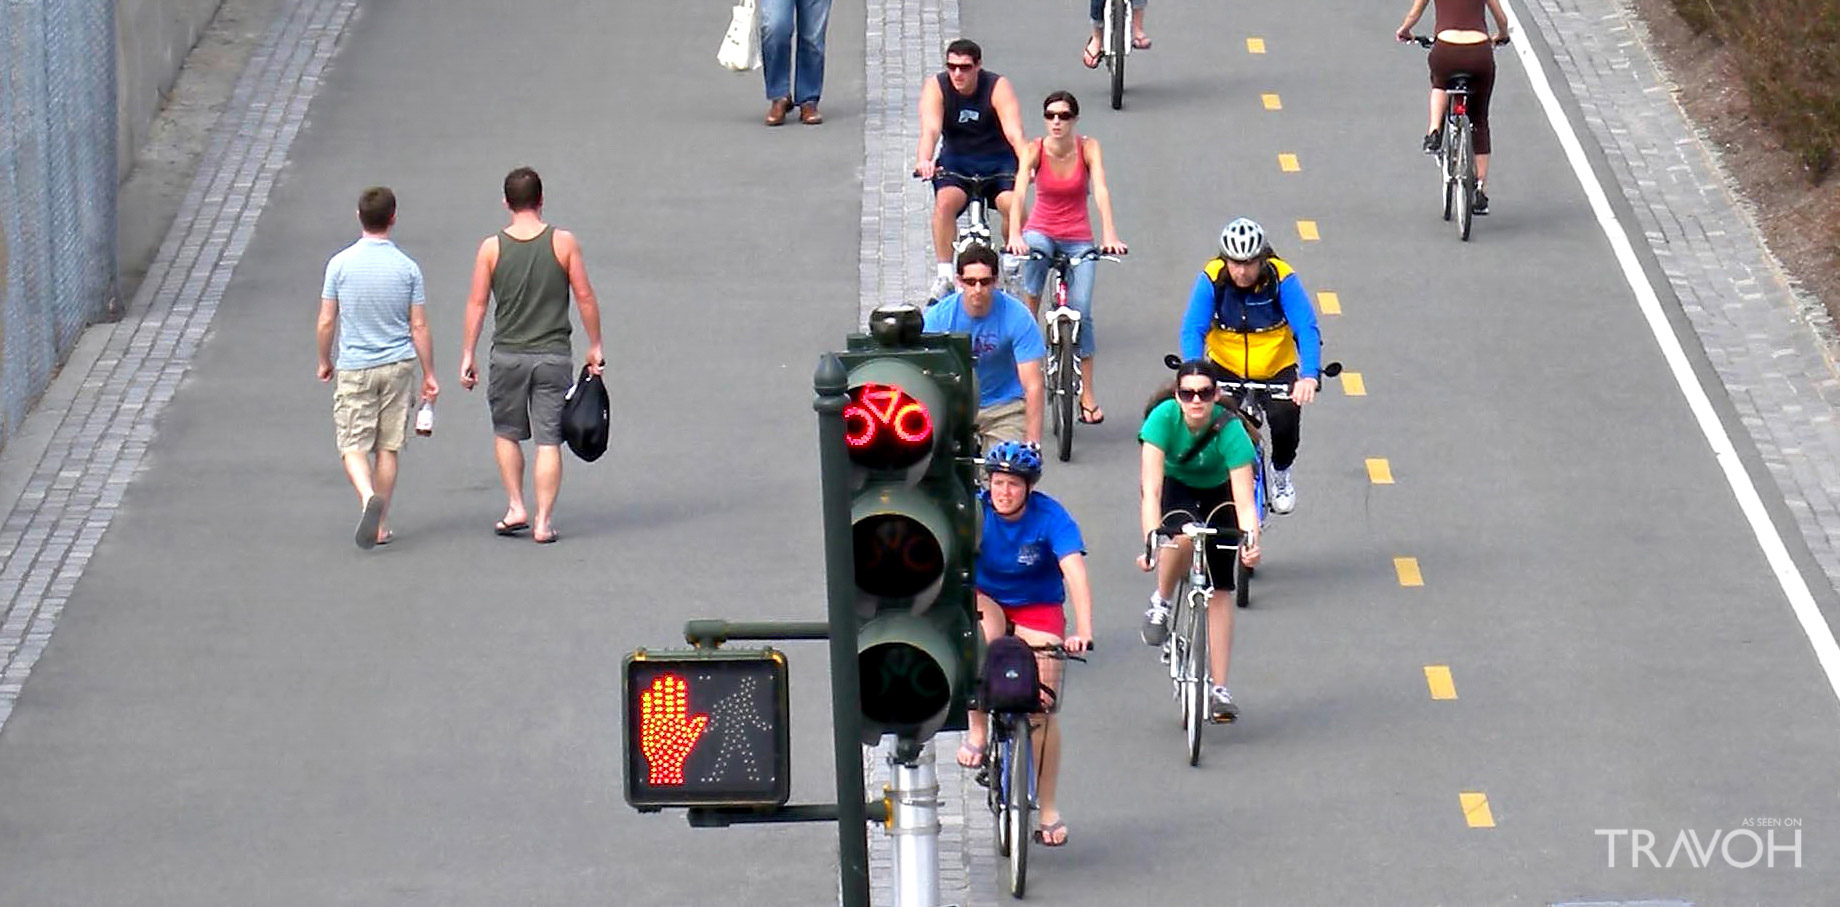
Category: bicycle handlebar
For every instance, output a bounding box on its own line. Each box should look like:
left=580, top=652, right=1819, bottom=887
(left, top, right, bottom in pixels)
left=1160, top=354, right=1345, bottom=385
left=1404, top=33, right=1509, bottom=48
left=1029, top=642, right=1091, bottom=660
left=914, top=168, right=1018, bottom=185
left=1025, top=248, right=1125, bottom=265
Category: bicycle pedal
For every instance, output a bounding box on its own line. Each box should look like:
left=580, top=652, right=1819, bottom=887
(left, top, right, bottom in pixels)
left=1210, top=713, right=1237, bottom=725
left=974, top=767, right=990, bottom=787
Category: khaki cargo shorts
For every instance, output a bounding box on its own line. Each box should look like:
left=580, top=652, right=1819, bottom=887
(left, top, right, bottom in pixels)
left=975, top=399, right=1028, bottom=451
left=332, top=359, right=416, bottom=453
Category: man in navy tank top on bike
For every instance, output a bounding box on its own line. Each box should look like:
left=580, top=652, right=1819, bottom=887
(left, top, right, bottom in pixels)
left=914, top=39, right=1029, bottom=302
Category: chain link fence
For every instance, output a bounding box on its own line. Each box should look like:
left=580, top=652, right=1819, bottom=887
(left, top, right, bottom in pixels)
left=0, top=0, right=119, bottom=450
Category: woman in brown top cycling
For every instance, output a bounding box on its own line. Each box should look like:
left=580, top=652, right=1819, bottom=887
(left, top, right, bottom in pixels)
left=1396, top=0, right=1511, bottom=214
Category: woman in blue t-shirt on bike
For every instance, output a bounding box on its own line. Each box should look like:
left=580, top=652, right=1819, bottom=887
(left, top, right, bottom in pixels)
left=955, top=440, right=1094, bottom=848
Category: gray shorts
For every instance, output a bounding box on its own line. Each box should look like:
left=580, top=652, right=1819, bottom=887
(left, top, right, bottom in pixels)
left=488, top=348, right=572, bottom=445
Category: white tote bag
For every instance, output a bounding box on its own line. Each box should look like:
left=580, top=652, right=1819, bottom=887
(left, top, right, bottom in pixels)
left=717, top=0, right=761, bottom=72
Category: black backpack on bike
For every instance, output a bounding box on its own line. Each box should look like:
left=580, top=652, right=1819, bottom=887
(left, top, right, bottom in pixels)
left=980, top=635, right=1043, bottom=713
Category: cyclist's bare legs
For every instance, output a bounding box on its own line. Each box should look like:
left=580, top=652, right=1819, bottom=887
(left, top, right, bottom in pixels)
left=1079, top=356, right=1098, bottom=414
left=1012, top=621, right=1067, bottom=838
left=1425, top=88, right=1447, bottom=136
left=959, top=592, right=1011, bottom=761
left=1207, top=586, right=1234, bottom=689
left=931, top=185, right=970, bottom=266
left=992, top=189, right=1018, bottom=252
left=1154, top=535, right=1192, bottom=602
left=1477, top=152, right=1490, bottom=188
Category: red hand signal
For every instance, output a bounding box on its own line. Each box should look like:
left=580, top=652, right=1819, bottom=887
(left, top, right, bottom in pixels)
left=638, top=674, right=710, bottom=786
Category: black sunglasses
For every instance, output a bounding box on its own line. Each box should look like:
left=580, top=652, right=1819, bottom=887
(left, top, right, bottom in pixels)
left=959, top=275, right=996, bottom=287
left=1044, top=109, right=1076, bottom=120
left=945, top=62, right=976, bottom=72
left=1176, top=385, right=1218, bottom=402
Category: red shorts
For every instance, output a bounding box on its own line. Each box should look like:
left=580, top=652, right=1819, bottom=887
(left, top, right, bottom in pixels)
left=1000, top=602, right=1066, bottom=638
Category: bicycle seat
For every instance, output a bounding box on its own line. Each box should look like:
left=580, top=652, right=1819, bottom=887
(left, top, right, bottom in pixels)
left=1445, top=74, right=1475, bottom=92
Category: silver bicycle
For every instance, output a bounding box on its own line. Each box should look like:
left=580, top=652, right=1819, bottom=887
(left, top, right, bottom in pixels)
left=1147, top=519, right=1236, bottom=766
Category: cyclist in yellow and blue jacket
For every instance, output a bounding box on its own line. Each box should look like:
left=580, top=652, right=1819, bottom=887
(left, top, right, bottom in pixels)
left=1178, top=217, right=1321, bottom=514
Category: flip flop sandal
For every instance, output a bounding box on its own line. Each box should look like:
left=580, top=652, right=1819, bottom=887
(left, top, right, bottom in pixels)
left=1080, top=404, right=1105, bottom=425
left=534, top=530, right=561, bottom=545
left=1082, top=39, right=1101, bottom=69
left=494, top=519, right=529, bottom=536
left=955, top=740, right=986, bottom=769
left=374, top=531, right=394, bottom=546
left=356, top=495, right=385, bottom=550
left=1034, top=820, right=1069, bottom=847
left=1132, top=34, right=1152, bottom=49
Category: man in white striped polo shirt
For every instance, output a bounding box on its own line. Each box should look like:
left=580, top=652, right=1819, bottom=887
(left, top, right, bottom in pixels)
left=316, top=186, right=439, bottom=549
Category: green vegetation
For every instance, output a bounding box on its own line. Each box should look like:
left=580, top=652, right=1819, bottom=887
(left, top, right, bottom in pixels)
left=1670, top=0, right=1840, bottom=180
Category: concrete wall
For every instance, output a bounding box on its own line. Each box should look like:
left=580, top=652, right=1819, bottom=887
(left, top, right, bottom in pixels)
left=115, top=0, right=225, bottom=182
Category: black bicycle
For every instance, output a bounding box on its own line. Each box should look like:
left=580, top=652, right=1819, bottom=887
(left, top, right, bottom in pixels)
left=980, top=640, right=1083, bottom=899
left=1027, top=248, right=1122, bottom=462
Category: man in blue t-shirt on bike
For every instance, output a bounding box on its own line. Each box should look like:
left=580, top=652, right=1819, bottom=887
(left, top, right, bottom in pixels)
left=924, top=245, right=1045, bottom=449
left=955, top=441, right=1093, bottom=848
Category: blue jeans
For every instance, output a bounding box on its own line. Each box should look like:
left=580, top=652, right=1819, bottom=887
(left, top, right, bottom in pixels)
left=761, top=0, right=831, bottom=105
left=1020, top=231, right=1098, bottom=358
left=1090, top=0, right=1145, bottom=26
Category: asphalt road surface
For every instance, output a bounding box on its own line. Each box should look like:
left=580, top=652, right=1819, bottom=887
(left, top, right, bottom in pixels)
left=0, top=0, right=1835, bottom=904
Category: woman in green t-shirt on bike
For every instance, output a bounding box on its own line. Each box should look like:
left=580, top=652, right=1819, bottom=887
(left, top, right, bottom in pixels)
left=1136, top=359, right=1261, bottom=721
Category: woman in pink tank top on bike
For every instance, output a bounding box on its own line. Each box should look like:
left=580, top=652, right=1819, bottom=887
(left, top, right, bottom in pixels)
left=1005, top=91, right=1128, bottom=425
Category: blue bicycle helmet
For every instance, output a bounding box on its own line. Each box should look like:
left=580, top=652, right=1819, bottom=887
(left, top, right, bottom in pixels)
left=985, top=440, right=1043, bottom=484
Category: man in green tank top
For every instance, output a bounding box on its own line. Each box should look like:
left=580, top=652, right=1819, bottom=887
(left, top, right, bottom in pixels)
left=459, top=167, right=606, bottom=545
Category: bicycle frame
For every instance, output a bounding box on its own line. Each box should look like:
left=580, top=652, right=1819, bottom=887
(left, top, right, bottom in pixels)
left=983, top=642, right=1080, bottom=897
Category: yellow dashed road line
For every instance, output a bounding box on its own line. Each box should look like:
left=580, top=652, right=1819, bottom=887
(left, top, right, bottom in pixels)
left=1394, top=557, right=1423, bottom=586
left=1340, top=371, right=1365, bottom=395
left=1424, top=665, right=1456, bottom=700
left=1317, top=291, right=1339, bottom=314
left=1297, top=220, right=1319, bottom=241
left=1366, top=458, right=1394, bottom=484
left=1262, top=93, right=1282, bottom=110
left=1279, top=153, right=1300, bottom=172
left=1460, top=792, right=1496, bottom=827
left=1247, top=37, right=1266, bottom=54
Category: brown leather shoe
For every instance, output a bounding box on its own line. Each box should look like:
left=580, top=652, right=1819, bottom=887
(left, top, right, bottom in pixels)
left=799, top=102, right=823, bottom=125
left=765, top=97, right=792, bottom=126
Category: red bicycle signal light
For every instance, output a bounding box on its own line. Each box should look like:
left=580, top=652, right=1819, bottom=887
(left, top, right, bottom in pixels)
left=844, top=382, right=935, bottom=471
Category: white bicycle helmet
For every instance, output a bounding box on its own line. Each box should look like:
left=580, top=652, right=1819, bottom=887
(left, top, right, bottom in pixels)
left=1218, top=217, right=1267, bottom=261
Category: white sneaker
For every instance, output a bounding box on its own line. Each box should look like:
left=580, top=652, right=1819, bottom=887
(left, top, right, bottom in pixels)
left=1270, top=468, right=1296, bottom=514
left=928, top=274, right=956, bottom=302
left=1141, top=595, right=1171, bottom=646
left=1210, top=686, right=1239, bottom=722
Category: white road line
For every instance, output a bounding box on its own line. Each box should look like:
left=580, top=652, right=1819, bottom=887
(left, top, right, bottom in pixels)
left=1502, top=0, right=1840, bottom=705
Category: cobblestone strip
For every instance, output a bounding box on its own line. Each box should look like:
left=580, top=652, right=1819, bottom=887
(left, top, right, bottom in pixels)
left=1518, top=0, right=1840, bottom=594
left=0, top=0, right=358, bottom=732
left=859, top=0, right=993, bottom=903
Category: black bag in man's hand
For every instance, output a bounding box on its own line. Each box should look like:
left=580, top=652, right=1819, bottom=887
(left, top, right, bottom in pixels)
left=560, top=365, right=610, bottom=462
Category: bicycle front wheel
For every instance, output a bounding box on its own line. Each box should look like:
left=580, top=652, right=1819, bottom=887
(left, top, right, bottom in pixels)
left=1186, top=600, right=1209, bottom=766
left=991, top=735, right=1011, bottom=857
left=1053, top=337, right=1075, bottom=462
left=1108, top=0, right=1127, bottom=109
left=1003, top=719, right=1033, bottom=898
left=1455, top=118, right=1475, bottom=241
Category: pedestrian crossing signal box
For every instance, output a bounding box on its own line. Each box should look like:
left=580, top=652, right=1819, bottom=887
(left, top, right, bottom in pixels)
left=624, top=648, right=792, bottom=810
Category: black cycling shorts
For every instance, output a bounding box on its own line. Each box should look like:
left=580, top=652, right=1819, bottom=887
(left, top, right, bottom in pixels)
left=1159, top=477, right=1243, bottom=589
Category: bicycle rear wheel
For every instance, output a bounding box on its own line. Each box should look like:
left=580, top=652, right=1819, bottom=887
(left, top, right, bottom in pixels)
left=1003, top=719, right=1033, bottom=898
left=1185, top=599, right=1208, bottom=766
left=1455, top=118, right=1475, bottom=241
left=1108, top=0, right=1127, bottom=109
left=1440, top=126, right=1456, bottom=222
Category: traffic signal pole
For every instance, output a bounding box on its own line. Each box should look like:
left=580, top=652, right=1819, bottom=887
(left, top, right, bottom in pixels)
left=887, top=741, right=941, bottom=907
left=815, top=353, right=872, bottom=907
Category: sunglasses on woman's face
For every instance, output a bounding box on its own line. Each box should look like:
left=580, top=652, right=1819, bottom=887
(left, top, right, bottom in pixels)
left=1177, top=385, right=1218, bottom=402
left=1044, top=109, right=1075, bottom=121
